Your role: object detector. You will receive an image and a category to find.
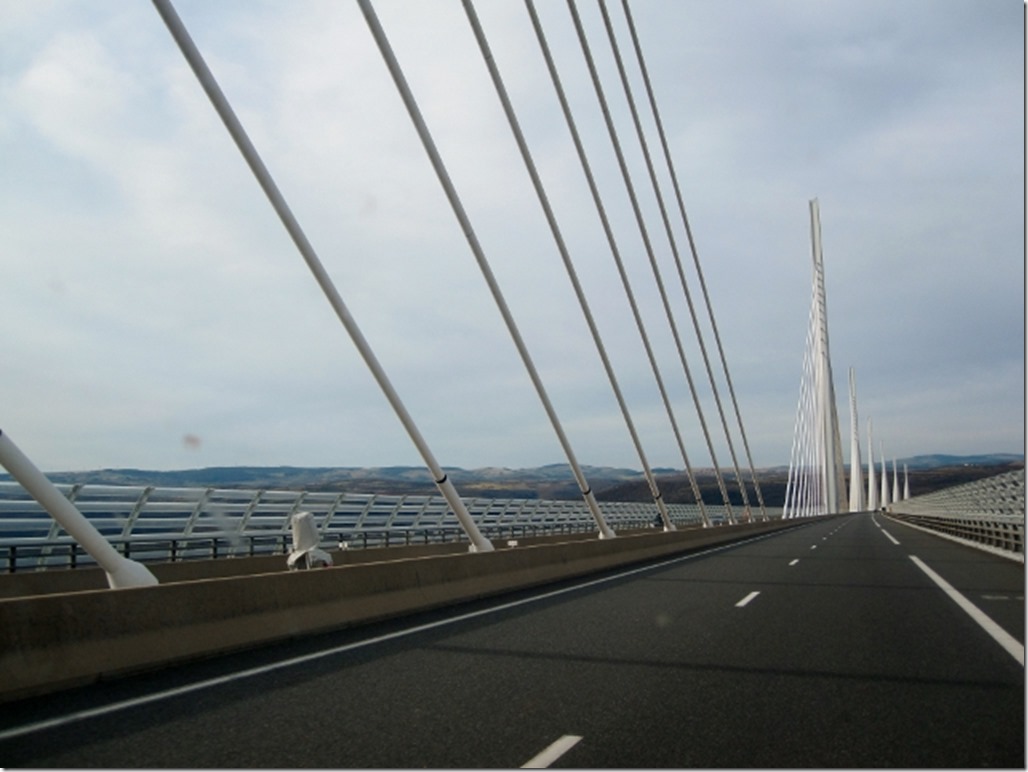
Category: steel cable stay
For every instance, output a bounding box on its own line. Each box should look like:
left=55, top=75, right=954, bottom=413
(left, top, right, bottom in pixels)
left=786, top=298, right=820, bottom=517
left=522, top=0, right=709, bottom=527
left=150, top=0, right=495, bottom=552
left=867, top=418, right=878, bottom=511
left=148, top=0, right=769, bottom=538
left=596, top=0, right=754, bottom=522
left=460, top=1, right=674, bottom=531
left=357, top=0, right=615, bottom=539
left=565, top=0, right=736, bottom=523
left=783, top=283, right=817, bottom=517
left=781, top=316, right=809, bottom=517
left=810, top=200, right=847, bottom=513
left=618, top=0, right=768, bottom=520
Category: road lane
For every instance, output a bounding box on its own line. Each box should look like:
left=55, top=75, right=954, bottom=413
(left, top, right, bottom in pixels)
left=0, top=514, right=1021, bottom=767
left=879, top=512, right=1025, bottom=642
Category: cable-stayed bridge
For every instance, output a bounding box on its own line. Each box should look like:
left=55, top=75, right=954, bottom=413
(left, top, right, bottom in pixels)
left=0, top=2, right=1022, bottom=766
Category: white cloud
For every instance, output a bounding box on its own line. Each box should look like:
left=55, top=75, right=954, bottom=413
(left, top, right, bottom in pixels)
left=0, top=0, right=1021, bottom=474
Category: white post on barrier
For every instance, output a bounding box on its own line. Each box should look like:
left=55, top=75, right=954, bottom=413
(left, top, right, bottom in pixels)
left=0, top=430, right=158, bottom=588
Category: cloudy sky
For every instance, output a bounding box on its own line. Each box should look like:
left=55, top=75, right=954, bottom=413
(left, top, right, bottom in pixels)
left=1, top=0, right=1023, bottom=475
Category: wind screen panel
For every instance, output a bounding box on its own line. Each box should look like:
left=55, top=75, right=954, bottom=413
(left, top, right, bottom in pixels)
left=322, top=494, right=371, bottom=532
left=412, top=497, right=452, bottom=528
left=70, top=485, right=149, bottom=538
left=188, top=489, right=260, bottom=535
left=130, top=488, right=209, bottom=536
left=0, top=482, right=53, bottom=540
left=389, top=496, right=432, bottom=527
left=466, top=498, right=508, bottom=527
left=356, top=495, right=402, bottom=529
left=241, top=490, right=307, bottom=535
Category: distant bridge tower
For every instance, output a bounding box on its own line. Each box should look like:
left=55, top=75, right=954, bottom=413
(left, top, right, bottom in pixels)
left=903, top=463, right=911, bottom=500
left=866, top=418, right=878, bottom=511
left=879, top=442, right=890, bottom=508
left=848, top=368, right=864, bottom=512
left=784, top=199, right=847, bottom=517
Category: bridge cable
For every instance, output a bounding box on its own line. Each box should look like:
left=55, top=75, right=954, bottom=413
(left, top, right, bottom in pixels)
left=783, top=291, right=819, bottom=517
left=357, top=0, right=615, bottom=539
left=597, top=1, right=752, bottom=523
left=619, top=0, right=769, bottom=520
left=523, top=0, right=709, bottom=526
left=461, top=1, right=674, bottom=531
left=149, top=0, right=495, bottom=552
left=566, top=0, right=736, bottom=523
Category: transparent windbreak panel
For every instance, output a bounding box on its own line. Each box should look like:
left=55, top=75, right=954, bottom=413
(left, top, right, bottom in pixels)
left=357, top=496, right=402, bottom=528
left=0, top=498, right=52, bottom=540
left=0, top=479, right=778, bottom=567
left=388, top=496, right=448, bottom=528
left=414, top=499, right=452, bottom=528
left=467, top=499, right=518, bottom=527
left=323, top=502, right=365, bottom=532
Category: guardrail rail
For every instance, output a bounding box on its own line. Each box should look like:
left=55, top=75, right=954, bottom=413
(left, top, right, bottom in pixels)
left=887, top=468, right=1025, bottom=561
left=0, top=481, right=770, bottom=573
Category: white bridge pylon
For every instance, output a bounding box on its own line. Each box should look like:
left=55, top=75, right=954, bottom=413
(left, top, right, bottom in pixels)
left=783, top=199, right=849, bottom=518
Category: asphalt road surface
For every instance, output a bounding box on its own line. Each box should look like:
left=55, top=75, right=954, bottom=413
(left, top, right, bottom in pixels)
left=0, top=513, right=1023, bottom=767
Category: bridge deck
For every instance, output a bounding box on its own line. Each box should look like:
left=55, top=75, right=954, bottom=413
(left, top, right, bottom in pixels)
left=0, top=512, right=1022, bottom=767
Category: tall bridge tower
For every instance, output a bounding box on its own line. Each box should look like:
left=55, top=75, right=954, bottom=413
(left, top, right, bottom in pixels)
left=783, top=199, right=848, bottom=517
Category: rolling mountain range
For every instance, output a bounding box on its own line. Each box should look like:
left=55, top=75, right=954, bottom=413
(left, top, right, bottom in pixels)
left=1, top=454, right=1021, bottom=506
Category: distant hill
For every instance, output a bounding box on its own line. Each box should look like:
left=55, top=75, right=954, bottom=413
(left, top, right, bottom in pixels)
left=0, top=463, right=645, bottom=500
left=598, top=455, right=1024, bottom=507
left=896, top=453, right=1025, bottom=469
left=0, top=454, right=1020, bottom=505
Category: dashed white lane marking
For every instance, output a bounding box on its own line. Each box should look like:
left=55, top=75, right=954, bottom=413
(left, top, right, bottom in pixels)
left=522, top=735, right=583, bottom=768
left=736, top=591, right=761, bottom=608
left=909, top=555, right=1024, bottom=667
left=788, top=559, right=800, bottom=566
left=0, top=527, right=791, bottom=743
left=881, top=529, right=900, bottom=546
left=810, top=544, right=817, bottom=550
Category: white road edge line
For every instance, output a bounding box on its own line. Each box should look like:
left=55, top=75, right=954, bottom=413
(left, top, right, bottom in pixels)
left=521, top=734, right=583, bottom=768
left=881, top=529, right=900, bottom=546
left=0, top=527, right=796, bottom=742
left=736, top=591, right=761, bottom=608
left=909, top=555, right=1024, bottom=667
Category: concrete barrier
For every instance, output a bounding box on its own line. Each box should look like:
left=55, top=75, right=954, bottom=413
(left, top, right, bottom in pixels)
left=0, top=519, right=808, bottom=702
left=0, top=541, right=474, bottom=599
left=0, top=530, right=650, bottom=599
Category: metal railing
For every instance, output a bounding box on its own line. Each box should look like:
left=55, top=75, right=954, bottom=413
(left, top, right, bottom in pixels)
left=1, top=481, right=761, bottom=573
left=887, top=469, right=1025, bottom=560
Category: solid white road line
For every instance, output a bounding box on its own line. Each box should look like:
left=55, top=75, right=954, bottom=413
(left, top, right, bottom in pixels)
left=881, top=529, right=900, bottom=545
left=522, top=735, right=583, bottom=768
left=736, top=591, right=761, bottom=608
left=0, top=528, right=792, bottom=742
left=909, top=555, right=1024, bottom=666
